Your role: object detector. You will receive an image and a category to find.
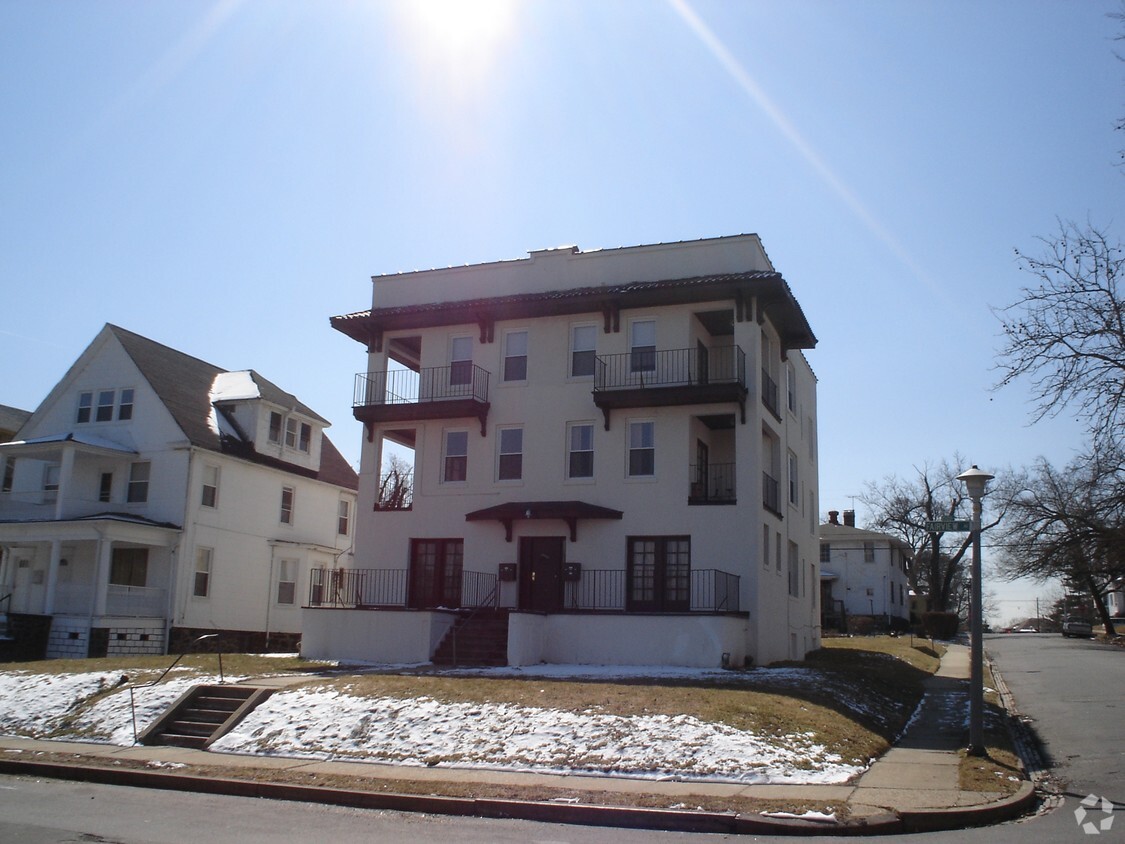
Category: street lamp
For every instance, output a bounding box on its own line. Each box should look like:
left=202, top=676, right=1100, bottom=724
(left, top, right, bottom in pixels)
left=957, top=464, right=994, bottom=756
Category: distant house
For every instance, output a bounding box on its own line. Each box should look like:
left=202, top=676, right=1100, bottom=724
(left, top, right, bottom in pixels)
left=307, top=234, right=821, bottom=668
left=0, top=404, right=31, bottom=443
left=0, top=325, right=358, bottom=659
left=819, top=509, right=911, bottom=631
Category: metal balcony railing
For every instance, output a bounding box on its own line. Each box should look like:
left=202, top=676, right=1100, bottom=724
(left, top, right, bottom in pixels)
left=593, top=346, right=746, bottom=392
left=353, top=365, right=490, bottom=408
left=763, top=471, right=782, bottom=516
left=689, top=462, right=736, bottom=504
left=563, top=568, right=740, bottom=612
left=761, top=368, right=780, bottom=419
left=307, top=568, right=497, bottom=610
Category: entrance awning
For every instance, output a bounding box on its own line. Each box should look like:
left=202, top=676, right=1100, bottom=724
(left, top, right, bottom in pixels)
left=465, top=500, right=623, bottom=542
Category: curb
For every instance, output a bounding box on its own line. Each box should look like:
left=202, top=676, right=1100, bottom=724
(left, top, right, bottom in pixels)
left=0, top=755, right=1031, bottom=837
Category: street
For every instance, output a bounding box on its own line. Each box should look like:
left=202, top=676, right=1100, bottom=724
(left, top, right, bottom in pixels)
left=0, top=634, right=1119, bottom=843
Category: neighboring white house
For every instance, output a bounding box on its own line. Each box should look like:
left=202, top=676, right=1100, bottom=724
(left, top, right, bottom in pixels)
left=0, top=405, right=31, bottom=444
left=819, top=509, right=912, bottom=631
left=306, top=234, right=821, bottom=668
left=0, top=325, right=358, bottom=659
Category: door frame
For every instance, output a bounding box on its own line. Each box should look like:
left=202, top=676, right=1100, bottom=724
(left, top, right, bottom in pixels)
left=518, top=536, right=565, bottom=612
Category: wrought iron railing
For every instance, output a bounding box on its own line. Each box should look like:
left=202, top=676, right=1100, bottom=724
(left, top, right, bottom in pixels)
left=353, top=365, right=490, bottom=408
left=593, top=346, right=746, bottom=392
left=761, top=368, right=780, bottom=418
left=563, top=568, right=739, bottom=612
left=689, top=463, right=736, bottom=504
left=763, top=471, right=781, bottom=516
left=307, top=568, right=498, bottom=610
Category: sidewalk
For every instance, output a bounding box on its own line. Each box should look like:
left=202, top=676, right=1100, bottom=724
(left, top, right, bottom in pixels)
left=0, top=644, right=1036, bottom=836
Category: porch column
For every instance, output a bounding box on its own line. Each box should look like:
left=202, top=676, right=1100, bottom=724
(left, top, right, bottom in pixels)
left=92, top=534, right=112, bottom=617
left=43, top=539, right=62, bottom=614
left=55, top=444, right=76, bottom=521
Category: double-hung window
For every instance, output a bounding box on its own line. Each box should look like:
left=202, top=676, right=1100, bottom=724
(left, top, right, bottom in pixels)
left=497, top=427, right=523, bottom=481
left=443, top=431, right=468, bottom=483
left=630, top=320, right=656, bottom=373
left=76, top=392, right=93, bottom=423
left=864, top=542, right=875, bottom=563
left=269, top=412, right=283, bottom=444
left=627, top=420, right=654, bottom=477
left=96, top=390, right=115, bottom=422
left=99, top=472, right=113, bottom=503
left=280, top=486, right=295, bottom=524
left=201, top=465, right=219, bottom=508
left=788, top=451, right=799, bottom=506
left=194, top=548, right=212, bottom=598
left=118, top=388, right=134, bottom=420
left=277, top=559, right=297, bottom=604
left=338, top=499, right=350, bottom=536
left=820, top=542, right=831, bottom=564
left=450, top=336, right=473, bottom=388
left=567, top=422, right=594, bottom=479
left=570, top=325, right=596, bottom=378
left=503, top=331, right=528, bottom=382
left=127, top=461, right=150, bottom=503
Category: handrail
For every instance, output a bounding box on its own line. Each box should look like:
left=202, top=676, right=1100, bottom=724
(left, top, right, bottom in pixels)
left=449, top=581, right=501, bottom=667
left=129, top=633, right=224, bottom=744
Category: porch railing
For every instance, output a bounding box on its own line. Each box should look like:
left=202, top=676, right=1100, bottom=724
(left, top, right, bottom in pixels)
left=353, top=365, right=490, bottom=408
left=106, top=585, right=166, bottom=618
left=564, top=569, right=740, bottom=612
left=593, top=346, right=746, bottom=392
left=307, top=568, right=497, bottom=609
left=689, top=463, right=736, bottom=504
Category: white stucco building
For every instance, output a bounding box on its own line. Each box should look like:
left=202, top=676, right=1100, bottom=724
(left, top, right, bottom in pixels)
left=0, top=325, right=358, bottom=659
left=819, top=509, right=912, bottom=631
left=307, top=234, right=820, bottom=668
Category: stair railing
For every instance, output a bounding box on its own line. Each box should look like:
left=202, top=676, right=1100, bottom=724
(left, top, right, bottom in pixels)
left=449, top=583, right=501, bottom=667
left=129, top=633, right=223, bottom=744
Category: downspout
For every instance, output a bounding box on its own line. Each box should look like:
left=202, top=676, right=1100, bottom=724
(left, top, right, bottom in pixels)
left=265, top=545, right=276, bottom=651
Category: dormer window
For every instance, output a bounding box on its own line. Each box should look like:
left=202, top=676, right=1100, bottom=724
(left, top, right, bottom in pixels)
left=283, top=418, right=312, bottom=452
left=269, top=412, right=283, bottom=444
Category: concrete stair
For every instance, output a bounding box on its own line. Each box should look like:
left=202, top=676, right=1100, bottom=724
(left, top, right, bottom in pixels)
left=139, top=685, right=273, bottom=749
left=432, top=609, right=509, bottom=667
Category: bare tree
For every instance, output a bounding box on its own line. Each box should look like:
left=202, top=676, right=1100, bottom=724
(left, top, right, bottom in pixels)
left=993, top=223, right=1125, bottom=448
left=996, top=448, right=1125, bottom=634
left=376, top=453, right=414, bottom=510
left=861, top=456, right=1007, bottom=613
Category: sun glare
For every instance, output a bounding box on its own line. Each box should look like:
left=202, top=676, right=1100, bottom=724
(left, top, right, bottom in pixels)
left=395, top=0, right=519, bottom=83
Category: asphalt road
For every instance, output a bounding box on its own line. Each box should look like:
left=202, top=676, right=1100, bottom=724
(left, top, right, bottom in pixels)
left=0, top=634, right=1120, bottom=843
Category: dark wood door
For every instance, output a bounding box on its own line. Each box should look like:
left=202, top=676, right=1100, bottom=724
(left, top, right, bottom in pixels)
left=519, top=536, right=565, bottom=612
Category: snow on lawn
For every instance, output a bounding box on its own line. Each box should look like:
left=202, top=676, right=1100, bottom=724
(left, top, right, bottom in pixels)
left=211, top=681, right=864, bottom=784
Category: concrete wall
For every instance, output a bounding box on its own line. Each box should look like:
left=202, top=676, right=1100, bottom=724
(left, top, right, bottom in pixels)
left=301, top=607, right=456, bottom=664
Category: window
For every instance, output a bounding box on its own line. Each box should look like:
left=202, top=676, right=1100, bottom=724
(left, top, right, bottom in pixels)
left=788, top=541, right=800, bottom=597
left=194, top=547, right=212, bottom=598
left=96, top=390, right=115, bottom=422
left=497, top=427, right=523, bottom=481
left=567, top=422, right=594, bottom=479
left=864, top=542, right=875, bottom=563
left=443, top=430, right=468, bottom=482
left=110, top=548, right=148, bottom=587
left=627, top=420, right=654, bottom=477
left=570, top=325, right=596, bottom=378
left=337, top=499, right=350, bottom=535
left=118, top=388, right=134, bottom=421
left=298, top=422, right=311, bottom=453
left=630, top=320, right=656, bottom=373
left=277, top=559, right=297, bottom=604
left=201, top=465, right=219, bottom=508
left=627, top=536, right=690, bottom=612
left=269, top=412, right=283, bottom=444
left=450, top=336, right=473, bottom=387
left=285, top=417, right=299, bottom=448
left=99, top=472, right=113, bottom=503
left=503, top=331, right=528, bottom=382
left=408, top=539, right=463, bottom=609
left=820, top=542, right=830, bottom=564
left=127, top=462, right=150, bottom=503
left=43, top=464, right=60, bottom=502
left=776, top=530, right=782, bottom=572
left=2, top=460, right=13, bottom=493
left=788, top=451, right=799, bottom=506
left=77, top=392, right=93, bottom=423
left=763, top=525, right=771, bottom=569
left=786, top=364, right=797, bottom=413
left=280, top=486, right=295, bottom=524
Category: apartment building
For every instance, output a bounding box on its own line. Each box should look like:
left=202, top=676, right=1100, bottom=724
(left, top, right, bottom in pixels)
left=308, top=234, right=819, bottom=667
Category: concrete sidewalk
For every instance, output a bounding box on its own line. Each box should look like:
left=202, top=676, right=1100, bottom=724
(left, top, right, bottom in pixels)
left=0, top=644, right=1037, bottom=835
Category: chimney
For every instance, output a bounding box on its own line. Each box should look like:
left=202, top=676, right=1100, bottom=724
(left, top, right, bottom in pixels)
left=843, top=509, right=856, bottom=528
left=828, top=510, right=840, bottom=525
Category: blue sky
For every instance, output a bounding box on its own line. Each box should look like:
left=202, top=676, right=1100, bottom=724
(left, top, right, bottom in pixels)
left=2, top=1, right=1121, bottom=625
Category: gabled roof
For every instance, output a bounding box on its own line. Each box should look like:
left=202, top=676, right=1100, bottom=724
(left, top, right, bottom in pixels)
left=0, top=404, right=32, bottom=438
left=106, top=325, right=355, bottom=490
left=819, top=522, right=914, bottom=556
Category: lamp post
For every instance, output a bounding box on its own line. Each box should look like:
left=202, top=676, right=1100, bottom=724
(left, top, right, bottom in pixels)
left=957, top=464, right=994, bottom=756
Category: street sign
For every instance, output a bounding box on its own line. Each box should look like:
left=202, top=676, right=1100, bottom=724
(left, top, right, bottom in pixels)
left=926, top=519, right=972, bottom=532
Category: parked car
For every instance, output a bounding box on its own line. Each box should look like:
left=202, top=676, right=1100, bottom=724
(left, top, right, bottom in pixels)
left=1061, top=616, right=1093, bottom=638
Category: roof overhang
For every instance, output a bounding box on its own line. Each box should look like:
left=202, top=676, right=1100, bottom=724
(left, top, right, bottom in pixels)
left=465, top=500, right=624, bottom=542
left=0, top=432, right=137, bottom=461
left=0, top=513, right=181, bottom=545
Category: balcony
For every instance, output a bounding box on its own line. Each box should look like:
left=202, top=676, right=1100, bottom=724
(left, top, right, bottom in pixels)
left=353, top=365, right=491, bottom=438
left=307, top=568, right=497, bottom=610
left=689, top=463, right=736, bottom=505
left=563, top=568, right=740, bottom=613
left=592, top=346, right=747, bottom=429
left=761, top=368, right=781, bottom=421
left=763, top=471, right=782, bottom=518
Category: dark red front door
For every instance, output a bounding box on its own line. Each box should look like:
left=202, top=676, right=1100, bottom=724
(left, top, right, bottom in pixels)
left=519, top=536, right=564, bottom=612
